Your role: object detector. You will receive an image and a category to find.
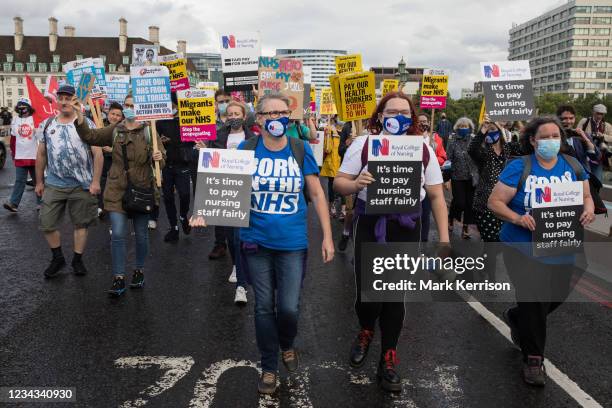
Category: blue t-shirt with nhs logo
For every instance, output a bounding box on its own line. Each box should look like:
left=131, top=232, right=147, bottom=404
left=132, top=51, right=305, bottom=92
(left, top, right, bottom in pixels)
left=239, top=137, right=319, bottom=250
left=498, top=154, right=587, bottom=263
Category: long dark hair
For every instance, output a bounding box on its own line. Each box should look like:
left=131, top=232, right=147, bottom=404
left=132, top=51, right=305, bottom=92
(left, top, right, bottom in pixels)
left=520, top=116, right=569, bottom=155
left=367, top=91, right=421, bottom=135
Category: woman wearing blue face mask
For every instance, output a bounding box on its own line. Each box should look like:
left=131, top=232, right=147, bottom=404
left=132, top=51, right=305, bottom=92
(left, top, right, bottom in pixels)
left=74, top=93, right=166, bottom=297
left=446, top=117, right=479, bottom=239
left=190, top=93, right=334, bottom=394
left=468, top=116, right=522, bottom=281
left=334, top=92, right=449, bottom=393
left=488, top=117, right=594, bottom=387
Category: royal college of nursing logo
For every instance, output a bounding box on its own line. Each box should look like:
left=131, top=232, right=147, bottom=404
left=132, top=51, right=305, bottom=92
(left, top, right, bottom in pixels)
left=222, top=35, right=236, bottom=49
left=483, top=64, right=500, bottom=78
left=201, top=151, right=221, bottom=168
left=372, top=138, right=390, bottom=157
left=535, top=186, right=552, bottom=204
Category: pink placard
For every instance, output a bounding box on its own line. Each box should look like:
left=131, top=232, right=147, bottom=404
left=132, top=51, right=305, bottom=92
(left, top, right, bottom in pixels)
left=171, top=77, right=190, bottom=92
left=180, top=124, right=217, bottom=142
left=420, top=96, right=447, bottom=110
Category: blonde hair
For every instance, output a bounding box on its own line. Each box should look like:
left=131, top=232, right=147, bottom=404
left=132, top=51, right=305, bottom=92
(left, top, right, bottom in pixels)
left=226, top=101, right=247, bottom=117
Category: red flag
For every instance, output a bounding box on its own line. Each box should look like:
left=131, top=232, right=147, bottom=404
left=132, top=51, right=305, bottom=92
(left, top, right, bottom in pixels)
left=26, top=75, right=58, bottom=127
left=44, top=75, right=59, bottom=103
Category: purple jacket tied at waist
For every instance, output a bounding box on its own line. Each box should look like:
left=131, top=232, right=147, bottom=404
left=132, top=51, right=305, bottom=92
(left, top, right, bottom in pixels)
left=354, top=198, right=422, bottom=243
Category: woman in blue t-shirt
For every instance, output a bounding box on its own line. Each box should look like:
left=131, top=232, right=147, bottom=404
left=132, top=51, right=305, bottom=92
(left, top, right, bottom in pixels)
left=191, top=93, right=334, bottom=395
left=488, top=117, right=594, bottom=387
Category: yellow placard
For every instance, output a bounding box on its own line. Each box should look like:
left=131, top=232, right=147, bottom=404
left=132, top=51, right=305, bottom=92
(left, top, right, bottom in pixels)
left=329, top=74, right=342, bottom=115
left=420, top=69, right=449, bottom=109
left=381, top=79, right=399, bottom=97
left=177, top=89, right=217, bottom=142
left=159, top=58, right=189, bottom=90
left=319, top=87, right=337, bottom=115
left=479, top=97, right=486, bottom=124
left=310, top=86, right=316, bottom=103
left=337, top=71, right=376, bottom=122
left=335, top=54, right=363, bottom=75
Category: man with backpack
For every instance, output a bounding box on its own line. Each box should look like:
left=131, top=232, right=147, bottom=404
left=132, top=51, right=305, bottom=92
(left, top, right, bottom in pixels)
left=577, top=104, right=612, bottom=182
left=35, top=85, right=103, bottom=278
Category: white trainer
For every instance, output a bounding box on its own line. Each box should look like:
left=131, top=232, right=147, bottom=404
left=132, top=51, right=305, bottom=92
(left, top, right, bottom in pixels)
left=228, top=265, right=237, bottom=283
left=148, top=220, right=157, bottom=230
left=234, top=286, right=247, bottom=305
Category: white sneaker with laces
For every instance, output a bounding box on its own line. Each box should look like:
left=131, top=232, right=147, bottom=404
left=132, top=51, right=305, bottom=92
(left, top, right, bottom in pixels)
left=228, top=265, right=237, bottom=283
left=148, top=220, right=157, bottom=230
left=234, top=286, right=247, bottom=304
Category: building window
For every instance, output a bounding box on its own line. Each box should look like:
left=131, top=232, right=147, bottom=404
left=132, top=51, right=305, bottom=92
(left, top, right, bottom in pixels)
left=76, top=54, right=83, bottom=60
left=585, top=82, right=605, bottom=89
left=588, top=61, right=607, bottom=68
left=18, top=89, right=24, bottom=96
left=591, top=28, right=610, bottom=36
left=108, top=63, right=116, bottom=72
left=574, top=28, right=590, bottom=35
left=29, top=54, right=36, bottom=63
left=41, top=77, right=46, bottom=84
left=3, top=62, right=12, bottom=71
left=6, top=89, right=12, bottom=96
left=608, top=72, right=612, bottom=79
left=589, top=39, right=609, bottom=47
left=573, top=82, right=585, bottom=89
left=122, top=56, right=129, bottom=65
left=6, top=54, right=13, bottom=63
left=7, top=99, right=12, bottom=108
left=50, top=63, right=59, bottom=72
left=15, top=63, right=23, bottom=72
left=594, top=6, right=612, bottom=13
left=52, top=54, right=60, bottom=63
left=608, top=83, right=612, bottom=89
left=26, top=62, right=36, bottom=72
left=38, top=63, right=47, bottom=72
left=99, top=55, right=106, bottom=63
left=592, top=17, right=611, bottom=24
left=571, top=72, right=586, bottom=79
left=573, top=39, right=588, bottom=46
left=575, top=6, right=592, bottom=13
left=575, top=17, right=591, bottom=24
left=17, top=78, right=23, bottom=84
left=587, top=50, right=608, bottom=57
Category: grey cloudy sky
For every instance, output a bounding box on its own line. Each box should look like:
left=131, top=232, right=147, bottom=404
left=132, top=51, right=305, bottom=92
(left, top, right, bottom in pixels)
left=3, top=0, right=567, bottom=97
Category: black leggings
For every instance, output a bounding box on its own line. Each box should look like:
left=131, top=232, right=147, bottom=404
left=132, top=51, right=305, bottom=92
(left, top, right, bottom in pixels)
left=353, top=214, right=421, bottom=353
left=502, top=246, right=574, bottom=360
left=327, top=177, right=335, bottom=204
left=450, top=179, right=475, bottom=225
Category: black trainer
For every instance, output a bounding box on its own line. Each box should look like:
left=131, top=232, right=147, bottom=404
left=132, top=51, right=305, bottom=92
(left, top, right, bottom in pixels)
left=257, top=371, right=277, bottom=395
left=338, top=234, right=350, bottom=252
left=72, top=258, right=88, bottom=276
left=44, top=256, right=66, bottom=279
left=523, top=355, right=546, bottom=387
left=502, top=308, right=521, bottom=350
left=377, top=349, right=402, bottom=393
left=108, top=277, right=126, bottom=297
left=181, top=217, right=191, bottom=235
left=129, top=269, right=145, bottom=289
left=164, top=227, right=179, bottom=242
left=281, top=349, right=299, bottom=372
left=350, top=328, right=374, bottom=368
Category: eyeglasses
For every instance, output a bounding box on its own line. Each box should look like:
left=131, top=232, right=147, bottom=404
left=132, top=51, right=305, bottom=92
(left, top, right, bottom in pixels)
left=258, top=110, right=292, bottom=118
left=383, top=109, right=411, bottom=116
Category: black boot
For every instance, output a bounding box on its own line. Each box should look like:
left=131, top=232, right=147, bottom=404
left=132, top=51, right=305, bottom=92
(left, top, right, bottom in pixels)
left=377, top=349, right=402, bottom=393
left=349, top=328, right=374, bottom=368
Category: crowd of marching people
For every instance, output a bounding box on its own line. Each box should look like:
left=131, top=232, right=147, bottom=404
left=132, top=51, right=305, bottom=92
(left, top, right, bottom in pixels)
left=2, top=86, right=611, bottom=393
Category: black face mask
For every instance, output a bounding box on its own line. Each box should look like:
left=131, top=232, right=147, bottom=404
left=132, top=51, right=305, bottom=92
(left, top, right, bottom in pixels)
left=227, top=118, right=244, bottom=130
left=16, top=106, right=30, bottom=117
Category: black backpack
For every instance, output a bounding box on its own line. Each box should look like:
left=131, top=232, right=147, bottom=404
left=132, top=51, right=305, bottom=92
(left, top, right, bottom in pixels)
left=514, top=154, right=607, bottom=215
left=242, top=135, right=311, bottom=202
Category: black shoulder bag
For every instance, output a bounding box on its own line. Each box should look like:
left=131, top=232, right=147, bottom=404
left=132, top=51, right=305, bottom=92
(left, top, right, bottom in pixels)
left=120, top=131, right=155, bottom=215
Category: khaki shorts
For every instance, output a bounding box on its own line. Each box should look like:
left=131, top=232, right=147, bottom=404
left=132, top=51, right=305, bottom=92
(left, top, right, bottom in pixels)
left=39, top=185, right=98, bottom=232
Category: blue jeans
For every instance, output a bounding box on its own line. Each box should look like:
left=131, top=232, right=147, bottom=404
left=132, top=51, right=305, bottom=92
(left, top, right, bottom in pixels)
left=9, top=166, right=40, bottom=206
left=109, top=211, right=149, bottom=277
left=228, top=228, right=246, bottom=287
left=244, top=246, right=306, bottom=372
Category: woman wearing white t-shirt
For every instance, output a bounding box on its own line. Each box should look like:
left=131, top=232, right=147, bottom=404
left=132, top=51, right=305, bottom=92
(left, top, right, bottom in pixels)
left=203, top=101, right=256, bottom=305
left=334, top=92, right=449, bottom=392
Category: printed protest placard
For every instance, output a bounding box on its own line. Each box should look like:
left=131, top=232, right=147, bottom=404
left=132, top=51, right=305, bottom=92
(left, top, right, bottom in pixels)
left=132, top=44, right=159, bottom=66
left=177, top=89, right=216, bottom=142
left=91, top=58, right=107, bottom=98
left=220, top=32, right=261, bottom=92
left=337, top=71, right=376, bottom=122
left=531, top=181, right=584, bottom=257
left=76, top=72, right=96, bottom=103
left=366, top=135, right=423, bottom=214
left=382, top=79, right=399, bottom=97
left=319, top=87, right=337, bottom=115
left=64, top=58, right=106, bottom=99
left=105, top=74, right=130, bottom=103
left=420, top=69, right=448, bottom=109
left=158, top=53, right=189, bottom=91
left=480, top=60, right=535, bottom=121
left=197, top=81, right=219, bottom=91
left=309, top=130, right=325, bottom=167
left=258, top=56, right=304, bottom=120
left=335, top=54, right=363, bottom=75
left=309, top=85, right=316, bottom=113
left=194, top=148, right=256, bottom=227
left=130, top=66, right=173, bottom=121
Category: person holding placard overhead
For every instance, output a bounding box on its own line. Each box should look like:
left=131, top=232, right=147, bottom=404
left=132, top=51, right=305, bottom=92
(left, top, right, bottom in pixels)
left=192, top=93, right=334, bottom=394
left=72, top=94, right=166, bottom=298
left=488, top=117, right=595, bottom=387
left=333, top=92, right=449, bottom=393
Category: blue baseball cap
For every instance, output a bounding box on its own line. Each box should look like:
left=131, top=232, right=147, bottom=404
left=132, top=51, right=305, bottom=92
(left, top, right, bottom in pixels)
left=57, top=84, right=76, bottom=96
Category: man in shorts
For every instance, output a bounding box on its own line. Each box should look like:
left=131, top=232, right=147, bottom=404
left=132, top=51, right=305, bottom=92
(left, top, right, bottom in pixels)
left=35, top=84, right=103, bottom=278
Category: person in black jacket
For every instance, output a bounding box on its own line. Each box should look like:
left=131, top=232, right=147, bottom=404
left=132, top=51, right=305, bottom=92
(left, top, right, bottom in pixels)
left=199, top=101, right=256, bottom=305
left=157, top=92, right=195, bottom=242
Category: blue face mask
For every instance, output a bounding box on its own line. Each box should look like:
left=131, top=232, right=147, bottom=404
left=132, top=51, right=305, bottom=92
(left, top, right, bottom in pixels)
left=218, top=102, right=228, bottom=115
left=485, top=130, right=501, bottom=144
left=123, top=108, right=136, bottom=120
left=456, top=128, right=471, bottom=138
left=383, top=115, right=412, bottom=135
left=536, top=139, right=561, bottom=160
left=265, top=117, right=290, bottom=137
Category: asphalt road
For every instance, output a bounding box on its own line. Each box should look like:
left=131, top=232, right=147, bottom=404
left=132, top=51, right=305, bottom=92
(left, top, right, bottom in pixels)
left=0, top=160, right=611, bottom=408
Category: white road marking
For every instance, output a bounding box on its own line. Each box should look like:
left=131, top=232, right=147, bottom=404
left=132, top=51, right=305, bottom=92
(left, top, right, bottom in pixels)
left=460, top=291, right=604, bottom=408
left=114, top=356, right=194, bottom=408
